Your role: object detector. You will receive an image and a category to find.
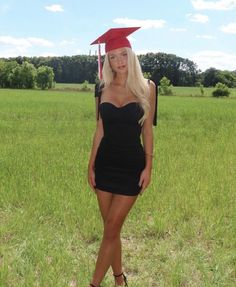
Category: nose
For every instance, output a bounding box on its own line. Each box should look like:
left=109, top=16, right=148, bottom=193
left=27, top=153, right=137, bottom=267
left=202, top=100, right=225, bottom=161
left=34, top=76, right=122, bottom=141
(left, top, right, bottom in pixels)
left=117, top=55, right=123, bottom=64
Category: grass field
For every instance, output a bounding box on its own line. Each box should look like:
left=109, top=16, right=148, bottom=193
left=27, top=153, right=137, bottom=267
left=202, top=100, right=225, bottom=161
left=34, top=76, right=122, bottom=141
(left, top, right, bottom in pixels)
left=0, top=88, right=235, bottom=286
left=52, top=83, right=236, bottom=99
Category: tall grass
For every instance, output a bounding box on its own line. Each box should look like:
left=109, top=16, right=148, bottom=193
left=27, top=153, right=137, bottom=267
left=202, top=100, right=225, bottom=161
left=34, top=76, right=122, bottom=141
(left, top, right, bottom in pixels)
left=0, top=89, right=235, bottom=286
left=172, top=86, right=236, bottom=98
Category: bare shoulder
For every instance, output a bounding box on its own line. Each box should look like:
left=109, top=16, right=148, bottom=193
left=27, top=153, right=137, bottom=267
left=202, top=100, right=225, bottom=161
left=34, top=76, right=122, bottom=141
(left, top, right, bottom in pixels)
left=147, top=79, right=156, bottom=104
left=148, top=79, right=156, bottom=91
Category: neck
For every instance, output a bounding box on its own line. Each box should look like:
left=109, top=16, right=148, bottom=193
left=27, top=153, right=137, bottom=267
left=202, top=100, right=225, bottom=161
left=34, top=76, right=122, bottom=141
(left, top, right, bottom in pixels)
left=112, top=73, right=127, bottom=87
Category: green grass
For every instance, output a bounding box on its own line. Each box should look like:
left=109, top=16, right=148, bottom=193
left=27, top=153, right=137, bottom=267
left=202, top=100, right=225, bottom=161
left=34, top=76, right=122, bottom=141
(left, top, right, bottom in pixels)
left=0, top=88, right=235, bottom=286
left=53, top=83, right=236, bottom=99
left=172, top=86, right=236, bottom=98
left=53, top=83, right=94, bottom=92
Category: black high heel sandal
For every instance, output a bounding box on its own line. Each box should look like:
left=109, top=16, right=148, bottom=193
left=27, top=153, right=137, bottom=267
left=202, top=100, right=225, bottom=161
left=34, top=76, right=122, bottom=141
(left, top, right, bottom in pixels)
left=113, top=272, right=128, bottom=286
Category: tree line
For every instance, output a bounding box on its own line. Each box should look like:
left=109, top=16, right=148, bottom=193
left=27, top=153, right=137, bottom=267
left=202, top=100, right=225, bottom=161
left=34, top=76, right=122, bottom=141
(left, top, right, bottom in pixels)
left=0, top=60, right=54, bottom=89
left=1, top=53, right=236, bottom=88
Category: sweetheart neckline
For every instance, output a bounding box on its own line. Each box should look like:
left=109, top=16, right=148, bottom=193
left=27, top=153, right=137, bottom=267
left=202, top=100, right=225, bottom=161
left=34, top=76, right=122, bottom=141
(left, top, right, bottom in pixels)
left=99, top=102, right=139, bottom=109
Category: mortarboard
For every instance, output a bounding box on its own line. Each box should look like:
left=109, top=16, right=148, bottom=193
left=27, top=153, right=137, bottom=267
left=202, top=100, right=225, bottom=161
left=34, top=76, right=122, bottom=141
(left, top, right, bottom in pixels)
left=91, top=27, right=140, bottom=79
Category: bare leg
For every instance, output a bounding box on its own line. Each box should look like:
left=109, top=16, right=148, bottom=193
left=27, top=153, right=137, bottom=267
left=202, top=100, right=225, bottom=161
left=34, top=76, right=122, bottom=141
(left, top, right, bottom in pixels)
left=96, top=190, right=123, bottom=276
left=90, top=192, right=138, bottom=286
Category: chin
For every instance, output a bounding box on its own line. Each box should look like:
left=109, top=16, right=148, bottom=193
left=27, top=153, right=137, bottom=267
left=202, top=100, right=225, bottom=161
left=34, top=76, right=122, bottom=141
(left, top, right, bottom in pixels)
left=117, top=69, right=128, bottom=75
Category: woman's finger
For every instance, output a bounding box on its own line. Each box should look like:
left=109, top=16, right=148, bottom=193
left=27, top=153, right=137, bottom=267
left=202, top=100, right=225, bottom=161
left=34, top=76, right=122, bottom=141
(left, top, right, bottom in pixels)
left=139, top=174, right=144, bottom=187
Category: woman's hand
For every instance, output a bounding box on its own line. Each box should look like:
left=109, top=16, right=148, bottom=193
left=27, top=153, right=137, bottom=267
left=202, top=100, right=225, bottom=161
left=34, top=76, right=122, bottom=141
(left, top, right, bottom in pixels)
left=88, top=165, right=96, bottom=193
left=138, top=168, right=152, bottom=195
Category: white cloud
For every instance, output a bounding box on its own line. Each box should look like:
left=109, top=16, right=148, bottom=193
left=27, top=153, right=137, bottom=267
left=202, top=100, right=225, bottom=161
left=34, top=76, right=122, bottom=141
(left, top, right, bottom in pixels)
left=59, top=40, right=76, bottom=46
left=45, top=4, right=64, bottom=12
left=0, top=36, right=54, bottom=58
left=0, top=36, right=54, bottom=47
left=0, top=36, right=32, bottom=48
left=186, top=13, right=209, bottom=23
left=0, top=47, right=29, bottom=58
left=191, top=0, right=236, bottom=10
left=170, top=28, right=187, bottom=32
left=220, top=22, right=236, bottom=33
left=191, top=50, right=236, bottom=71
left=196, top=34, right=216, bottom=39
left=27, top=37, right=54, bottom=47
left=113, top=18, right=166, bottom=29
left=136, top=49, right=160, bottom=55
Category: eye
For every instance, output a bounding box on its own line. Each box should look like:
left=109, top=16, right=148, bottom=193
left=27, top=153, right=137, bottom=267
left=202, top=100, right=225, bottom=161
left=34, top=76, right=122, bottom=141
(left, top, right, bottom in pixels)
left=109, top=55, right=115, bottom=60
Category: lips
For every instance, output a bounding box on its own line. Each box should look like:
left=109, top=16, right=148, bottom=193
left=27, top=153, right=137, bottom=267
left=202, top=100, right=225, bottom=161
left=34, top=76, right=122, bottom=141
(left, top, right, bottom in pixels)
left=118, top=65, right=126, bottom=69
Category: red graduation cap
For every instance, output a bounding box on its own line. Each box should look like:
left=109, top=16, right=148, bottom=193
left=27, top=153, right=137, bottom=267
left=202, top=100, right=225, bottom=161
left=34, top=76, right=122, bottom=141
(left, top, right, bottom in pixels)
left=91, top=27, right=140, bottom=79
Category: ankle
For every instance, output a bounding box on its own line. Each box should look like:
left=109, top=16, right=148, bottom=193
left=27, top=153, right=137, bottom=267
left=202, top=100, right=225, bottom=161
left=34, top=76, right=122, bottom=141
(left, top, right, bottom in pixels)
left=113, top=272, right=128, bottom=286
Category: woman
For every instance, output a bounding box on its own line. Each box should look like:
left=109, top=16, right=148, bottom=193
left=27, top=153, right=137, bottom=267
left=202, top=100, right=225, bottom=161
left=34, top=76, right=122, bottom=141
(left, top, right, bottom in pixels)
left=88, top=27, right=157, bottom=286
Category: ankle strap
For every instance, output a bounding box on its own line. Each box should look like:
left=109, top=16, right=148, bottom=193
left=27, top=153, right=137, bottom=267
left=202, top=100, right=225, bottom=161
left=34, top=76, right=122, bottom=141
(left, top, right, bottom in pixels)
left=113, top=272, right=124, bottom=277
left=113, top=272, right=128, bottom=286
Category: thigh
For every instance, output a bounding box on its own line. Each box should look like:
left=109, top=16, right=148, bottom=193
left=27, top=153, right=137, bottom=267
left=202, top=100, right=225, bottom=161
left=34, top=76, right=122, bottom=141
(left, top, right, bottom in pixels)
left=105, top=194, right=138, bottom=231
left=96, top=189, right=113, bottom=223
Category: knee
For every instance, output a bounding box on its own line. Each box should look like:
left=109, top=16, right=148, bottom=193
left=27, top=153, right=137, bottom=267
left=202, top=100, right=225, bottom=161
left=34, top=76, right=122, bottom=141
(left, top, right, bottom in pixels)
left=103, top=219, right=121, bottom=241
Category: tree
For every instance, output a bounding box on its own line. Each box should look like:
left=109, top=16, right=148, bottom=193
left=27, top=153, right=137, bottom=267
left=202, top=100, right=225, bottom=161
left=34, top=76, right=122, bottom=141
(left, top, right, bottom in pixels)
left=212, top=83, right=230, bottom=97
left=204, top=68, right=225, bottom=87
left=199, top=84, right=204, bottom=96
left=0, top=60, right=18, bottom=88
left=9, top=64, right=22, bottom=88
left=203, top=68, right=236, bottom=88
left=20, top=61, right=37, bottom=88
left=219, top=70, right=236, bottom=88
left=36, top=66, right=55, bottom=89
left=159, top=76, right=173, bottom=95
left=0, top=60, right=5, bottom=87
left=139, top=52, right=198, bottom=86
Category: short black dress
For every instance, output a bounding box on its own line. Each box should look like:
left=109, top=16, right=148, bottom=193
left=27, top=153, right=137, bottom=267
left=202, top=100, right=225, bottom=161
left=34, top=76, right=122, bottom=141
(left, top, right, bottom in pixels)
left=94, top=83, right=158, bottom=196
left=94, top=100, right=146, bottom=196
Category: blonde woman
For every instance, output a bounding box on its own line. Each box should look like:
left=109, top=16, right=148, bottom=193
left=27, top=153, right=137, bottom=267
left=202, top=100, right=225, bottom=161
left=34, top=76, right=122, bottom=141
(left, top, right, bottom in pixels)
left=88, top=27, right=157, bottom=287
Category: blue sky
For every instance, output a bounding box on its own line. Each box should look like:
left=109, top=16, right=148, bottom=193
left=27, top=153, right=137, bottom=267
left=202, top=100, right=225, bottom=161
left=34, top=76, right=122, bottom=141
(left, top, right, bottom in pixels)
left=0, top=0, right=236, bottom=71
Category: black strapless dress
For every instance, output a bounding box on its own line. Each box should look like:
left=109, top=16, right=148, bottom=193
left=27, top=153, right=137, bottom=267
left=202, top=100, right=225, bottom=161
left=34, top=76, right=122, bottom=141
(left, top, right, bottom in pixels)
left=94, top=102, right=145, bottom=196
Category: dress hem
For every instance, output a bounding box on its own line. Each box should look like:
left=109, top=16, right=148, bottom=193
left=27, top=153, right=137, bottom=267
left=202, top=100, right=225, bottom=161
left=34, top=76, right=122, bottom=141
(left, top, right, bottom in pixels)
left=95, top=185, right=140, bottom=196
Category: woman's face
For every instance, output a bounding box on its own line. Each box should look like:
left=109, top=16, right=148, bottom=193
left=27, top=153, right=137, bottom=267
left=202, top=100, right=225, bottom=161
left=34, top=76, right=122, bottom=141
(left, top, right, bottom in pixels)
left=108, top=48, right=128, bottom=75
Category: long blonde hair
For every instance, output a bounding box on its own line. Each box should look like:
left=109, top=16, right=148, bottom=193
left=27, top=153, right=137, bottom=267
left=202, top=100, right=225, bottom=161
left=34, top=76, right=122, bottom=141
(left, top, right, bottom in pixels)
left=101, top=47, right=150, bottom=125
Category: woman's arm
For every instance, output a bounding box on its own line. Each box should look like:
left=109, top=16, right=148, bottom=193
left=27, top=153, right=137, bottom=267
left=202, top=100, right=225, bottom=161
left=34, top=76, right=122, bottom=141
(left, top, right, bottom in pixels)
left=139, top=80, right=156, bottom=193
left=142, top=80, right=156, bottom=169
left=88, top=101, right=104, bottom=191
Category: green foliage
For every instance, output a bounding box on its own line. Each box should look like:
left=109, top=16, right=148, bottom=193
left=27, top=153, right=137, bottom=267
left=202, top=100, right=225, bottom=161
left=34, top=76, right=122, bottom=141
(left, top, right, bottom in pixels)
left=199, top=84, right=204, bottom=96
left=0, top=60, right=55, bottom=89
left=0, top=60, right=5, bottom=87
left=220, top=70, right=236, bottom=87
left=79, top=80, right=91, bottom=92
left=212, top=82, right=230, bottom=97
left=143, top=71, right=151, bottom=79
left=2, top=54, right=236, bottom=88
left=8, top=64, right=21, bottom=88
left=159, top=76, right=173, bottom=95
left=139, top=52, right=198, bottom=87
left=36, top=66, right=55, bottom=89
left=20, top=61, right=37, bottom=88
left=2, top=52, right=199, bottom=86
left=2, top=61, right=37, bottom=89
left=0, top=60, right=19, bottom=88
left=203, top=68, right=236, bottom=88
left=7, top=62, right=37, bottom=89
